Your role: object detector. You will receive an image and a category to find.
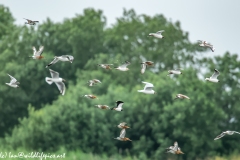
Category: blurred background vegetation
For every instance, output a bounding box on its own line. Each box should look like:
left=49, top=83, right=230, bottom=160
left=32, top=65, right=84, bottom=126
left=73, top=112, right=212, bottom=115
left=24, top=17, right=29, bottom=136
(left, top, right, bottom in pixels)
left=0, top=4, right=240, bottom=160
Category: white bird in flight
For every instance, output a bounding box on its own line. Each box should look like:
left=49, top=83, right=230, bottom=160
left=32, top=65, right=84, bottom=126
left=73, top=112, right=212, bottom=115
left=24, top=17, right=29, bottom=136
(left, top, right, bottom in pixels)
left=45, top=69, right=66, bottom=95
left=111, top=101, right=124, bottom=111
left=168, top=69, right=182, bottom=76
left=140, top=61, right=154, bottom=74
left=205, top=69, right=220, bottom=83
left=138, top=81, right=155, bottom=94
left=115, top=61, right=131, bottom=71
left=198, top=40, right=215, bottom=52
left=88, top=79, right=101, bottom=86
left=214, top=131, right=240, bottom=140
left=148, top=30, right=165, bottom=39
left=46, top=55, right=74, bottom=68
left=30, top=46, right=44, bottom=59
left=6, top=74, right=20, bottom=88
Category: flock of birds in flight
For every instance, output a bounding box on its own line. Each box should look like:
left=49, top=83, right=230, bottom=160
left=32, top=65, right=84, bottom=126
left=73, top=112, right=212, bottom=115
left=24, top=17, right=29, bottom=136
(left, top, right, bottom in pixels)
left=4, top=18, right=240, bottom=156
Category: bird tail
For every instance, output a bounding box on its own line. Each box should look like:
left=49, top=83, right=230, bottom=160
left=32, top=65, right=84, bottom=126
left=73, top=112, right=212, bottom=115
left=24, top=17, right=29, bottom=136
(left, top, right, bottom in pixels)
left=45, top=77, right=53, bottom=85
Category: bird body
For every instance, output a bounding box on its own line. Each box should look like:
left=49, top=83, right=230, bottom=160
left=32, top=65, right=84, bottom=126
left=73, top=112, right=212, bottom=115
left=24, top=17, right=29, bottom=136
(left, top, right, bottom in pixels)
left=148, top=30, right=165, bottom=39
left=114, top=129, right=132, bottom=141
left=45, top=69, right=66, bottom=95
left=115, top=61, right=130, bottom=71
left=140, top=61, right=154, bottom=74
left=23, top=18, right=39, bottom=25
left=205, top=69, right=220, bottom=83
left=30, top=46, right=44, bottom=59
left=111, top=101, right=124, bottom=111
left=6, top=74, right=20, bottom=88
left=214, top=131, right=240, bottom=140
left=138, top=81, right=155, bottom=94
left=46, top=55, right=74, bottom=68
left=174, top=94, right=190, bottom=100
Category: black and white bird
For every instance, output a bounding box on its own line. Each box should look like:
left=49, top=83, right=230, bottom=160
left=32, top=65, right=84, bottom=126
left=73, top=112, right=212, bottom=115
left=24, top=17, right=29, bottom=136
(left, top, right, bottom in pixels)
left=205, top=69, right=220, bottom=83
left=115, top=61, right=131, bottom=71
left=198, top=40, right=215, bottom=52
left=46, top=55, right=74, bottom=68
left=6, top=74, right=20, bottom=88
left=214, top=131, right=240, bottom=140
left=148, top=30, right=165, bottom=39
left=45, top=69, right=66, bottom=95
left=140, top=61, right=154, bottom=74
left=138, top=81, right=155, bottom=94
left=111, top=101, right=124, bottom=111
left=23, top=18, right=39, bottom=25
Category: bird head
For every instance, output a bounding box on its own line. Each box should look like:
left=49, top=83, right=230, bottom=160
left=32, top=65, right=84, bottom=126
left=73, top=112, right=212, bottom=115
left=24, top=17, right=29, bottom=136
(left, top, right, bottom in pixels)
left=148, top=33, right=153, bottom=37
left=62, top=79, right=66, bottom=82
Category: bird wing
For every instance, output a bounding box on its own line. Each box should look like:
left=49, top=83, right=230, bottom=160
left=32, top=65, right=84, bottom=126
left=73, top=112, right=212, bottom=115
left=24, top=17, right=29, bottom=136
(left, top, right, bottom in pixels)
left=46, top=57, right=59, bottom=67
left=234, top=131, right=240, bottom=134
left=116, top=102, right=124, bottom=109
left=55, top=82, right=66, bottom=95
left=61, top=55, right=74, bottom=61
left=210, top=69, right=220, bottom=79
left=36, top=46, right=44, bottom=56
left=142, top=82, right=154, bottom=90
left=32, top=46, right=37, bottom=55
left=8, top=74, right=17, bottom=84
left=120, top=122, right=127, bottom=126
left=179, top=94, right=190, bottom=99
left=173, top=142, right=178, bottom=151
left=156, top=30, right=164, bottom=34
left=214, top=132, right=226, bottom=140
left=23, top=18, right=32, bottom=22
left=141, top=63, right=147, bottom=74
left=119, top=61, right=130, bottom=68
left=120, top=129, right=126, bottom=138
left=49, top=69, right=59, bottom=78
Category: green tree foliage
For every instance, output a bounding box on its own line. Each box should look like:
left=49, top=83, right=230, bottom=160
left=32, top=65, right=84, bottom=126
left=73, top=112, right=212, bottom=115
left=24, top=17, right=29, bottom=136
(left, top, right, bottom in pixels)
left=1, top=5, right=240, bottom=160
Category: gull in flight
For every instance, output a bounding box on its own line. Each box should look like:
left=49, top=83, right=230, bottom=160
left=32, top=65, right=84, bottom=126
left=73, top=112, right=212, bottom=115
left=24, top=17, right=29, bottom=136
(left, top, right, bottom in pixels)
left=115, top=61, right=131, bottom=71
left=88, top=79, right=101, bottom=86
left=6, top=74, right=20, bottom=88
left=174, top=94, right=190, bottom=100
left=166, top=142, right=184, bottom=154
left=30, top=46, right=44, bottom=59
left=114, top=129, right=132, bottom=141
left=168, top=69, right=182, bottom=76
left=214, top=131, right=240, bottom=140
left=83, top=94, right=98, bottom=99
left=138, top=81, right=155, bottom=94
left=45, top=69, right=66, bottom=95
left=205, top=69, right=220, bottom=83
left=148, top=30, right=165, bottom=39
left=23, top=18, right=39, bottom=25
left=98, top=64, right=113, bottom=70
left=140, top=61, right=154, bottom=74
left=46, top=55, right=74, bottom=68
left=198, top=40, right=215, bottom=52
left=111, top=101, right=124, bottom=111
left=95, top=105, right=110, bottom=110
left=117, top=122, right=130, bottom=129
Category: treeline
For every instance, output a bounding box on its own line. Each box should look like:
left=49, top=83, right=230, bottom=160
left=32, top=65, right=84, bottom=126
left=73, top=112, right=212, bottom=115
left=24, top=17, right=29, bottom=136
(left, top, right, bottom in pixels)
left=0, top=5, right=240, bottom=160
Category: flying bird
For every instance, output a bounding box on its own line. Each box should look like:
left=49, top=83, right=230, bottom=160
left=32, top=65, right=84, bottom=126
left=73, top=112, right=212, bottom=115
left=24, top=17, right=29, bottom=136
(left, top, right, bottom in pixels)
left=138, top=81, right=155, bottom=94
left=205, top=69, right=220, bottom=83
left=83, top=94, right=98, bottom=99
left=88, top=79, right=101, bottom=86
left=6, top=74, right=20, bottom=88
left=95, top=105, right=110, bottom=110
left=174, top=94, right=190, bottom=100
left=115, top=61, right=131, bottom=71
left=117, top=122, right=130, bottom=129
left=30, top=46, right=44, bottom=59
left=198, top=40, right=215, bottom=52
left=168, top=69, right=182, bottom=76
left=111, top=101, right=124, bottom=111
left=166, top=142, right=184, bottom=154
left=45, top=69, right=66, bottom=95
left=98, top=64, right=113, bottom=70
left=214, top=131, right=240, bottom=140
left=46, top=55, right=74, bottom=68
left=23, top=18, right=39, bottom=25
left=114, top=129, right=132, bottom=141
left=140, top=61, right=154, bottom=74
left=148, top=30, right=165, bottom=39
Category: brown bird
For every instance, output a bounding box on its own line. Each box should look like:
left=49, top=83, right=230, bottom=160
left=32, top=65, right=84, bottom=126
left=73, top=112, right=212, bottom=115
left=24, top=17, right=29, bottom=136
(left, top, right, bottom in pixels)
left=95, top=105, right=110, bottom=110
left=174, top=94, right=190, bottom=100
left=166, top=141, right=184, bottom=154
left=83, top=94, right=98, bottom=99
left=117, top=122, right=130, bottom=129
left=23, top=18, right=39, bottom=25
left=98, top=64, right=113, bottom=70
left=140, top=61, right=154, bottom=74
left=88, top=79, right=101, bottom=86
left=29, top=46, right=44, bottom=59
left=114, top=129, right=132, bottom=141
